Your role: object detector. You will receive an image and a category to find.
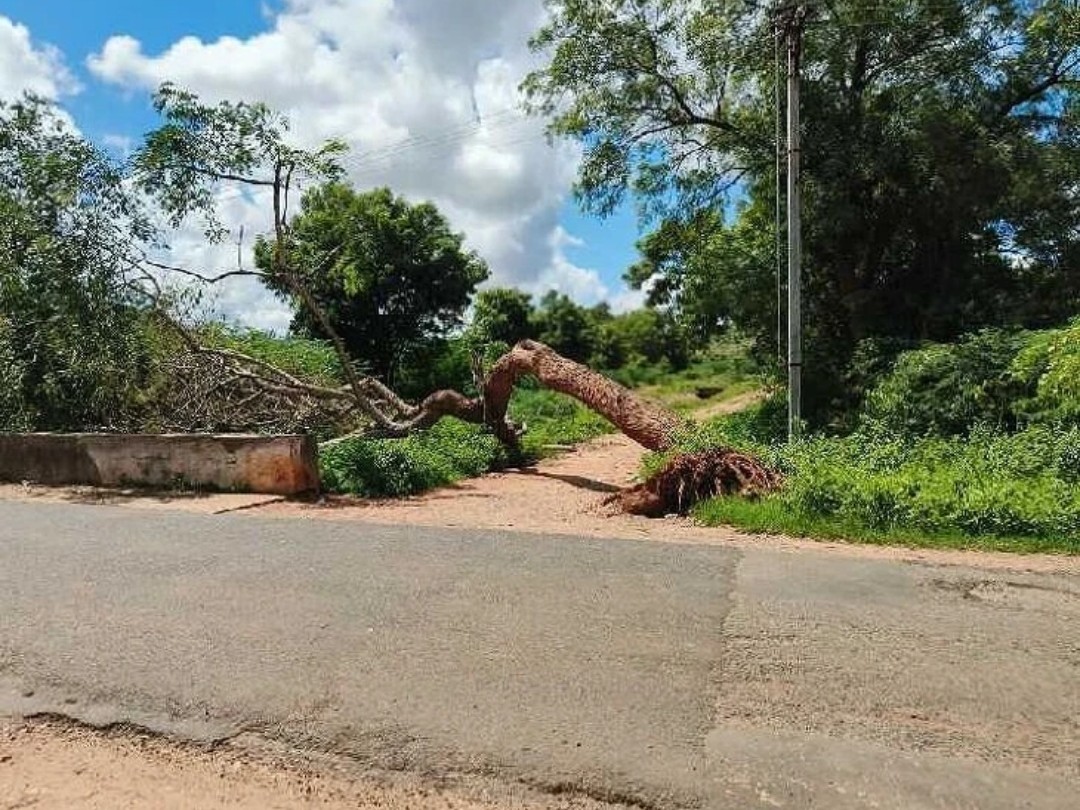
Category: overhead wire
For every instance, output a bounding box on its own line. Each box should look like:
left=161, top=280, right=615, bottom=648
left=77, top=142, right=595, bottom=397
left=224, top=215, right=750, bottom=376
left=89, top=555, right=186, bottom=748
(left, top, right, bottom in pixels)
left=196, top=103, right=544, bottom=212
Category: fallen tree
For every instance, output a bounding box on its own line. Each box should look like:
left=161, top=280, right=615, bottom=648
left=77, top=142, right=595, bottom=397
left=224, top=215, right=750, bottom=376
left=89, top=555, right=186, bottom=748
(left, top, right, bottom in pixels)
left=275, top=334, right=782, bottom=515
left=149, top=323, right=782, bottom=514
left=131, top=84, right=780, bottom=515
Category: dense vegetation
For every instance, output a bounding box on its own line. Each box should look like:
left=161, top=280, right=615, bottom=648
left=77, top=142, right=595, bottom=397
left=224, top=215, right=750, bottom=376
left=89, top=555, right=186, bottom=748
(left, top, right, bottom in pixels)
left=391, top=287, right=693, bottom=401
left=672, top=322, right=1080, bottom=552
left=697, top=427, right=1080, bottom=553
left=527, top=0, right=1080, bottom=425
left=0, top=96, right=158, bottom=433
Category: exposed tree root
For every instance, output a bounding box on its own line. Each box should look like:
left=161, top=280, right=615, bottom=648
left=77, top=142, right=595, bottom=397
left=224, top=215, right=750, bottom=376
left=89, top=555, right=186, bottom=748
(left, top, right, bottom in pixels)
left=609, top=447, right=783, bottom=518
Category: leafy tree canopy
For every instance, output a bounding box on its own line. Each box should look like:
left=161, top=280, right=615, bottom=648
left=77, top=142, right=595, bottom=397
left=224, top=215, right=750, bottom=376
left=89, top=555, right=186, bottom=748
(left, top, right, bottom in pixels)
left=471, top=287, right=536, bottom=346
left=0, top=95, right=155, bottom=430
left=530, top=290, right=600, bottom=361
left=257, top=183, right=489, bottom=382
left=526, top=0, right=1080, bottom=422
left=135, top=83, right=346, bottom=241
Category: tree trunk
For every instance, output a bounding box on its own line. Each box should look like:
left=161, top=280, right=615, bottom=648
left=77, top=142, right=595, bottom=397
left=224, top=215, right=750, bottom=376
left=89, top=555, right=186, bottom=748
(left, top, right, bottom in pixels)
left=405, top=340, right=685, bottom=451
left=485, top=340, right=684, bottom=450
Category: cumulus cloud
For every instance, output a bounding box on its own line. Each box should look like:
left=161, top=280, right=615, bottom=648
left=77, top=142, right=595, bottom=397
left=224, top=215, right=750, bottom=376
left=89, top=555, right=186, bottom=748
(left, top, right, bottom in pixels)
left=85, top=0, right=630, bottom=330
left=0, top=15, right=78, bottom=101
left=535, top=227, right=647, bottom=313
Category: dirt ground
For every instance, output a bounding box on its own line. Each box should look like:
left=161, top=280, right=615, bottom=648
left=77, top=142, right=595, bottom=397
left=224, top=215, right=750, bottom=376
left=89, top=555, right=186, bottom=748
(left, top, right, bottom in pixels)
left=2, top=392, right=1078, bottom=806
left=0, top=718, right=626, bottom=810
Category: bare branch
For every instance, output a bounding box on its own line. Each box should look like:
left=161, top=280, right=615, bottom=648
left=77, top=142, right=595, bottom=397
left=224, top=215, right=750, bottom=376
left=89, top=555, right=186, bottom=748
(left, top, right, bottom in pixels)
left=141, top=256, right=261, bottom=284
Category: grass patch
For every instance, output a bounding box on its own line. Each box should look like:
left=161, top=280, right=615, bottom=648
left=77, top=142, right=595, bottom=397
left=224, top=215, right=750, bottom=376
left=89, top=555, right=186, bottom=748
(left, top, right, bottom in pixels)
left=634, top=352, right=764, bottom=415
left=510, top=387, right=614, bottom=457
left=696, top=497, right=1078, bottom=555
left=682, top=404, right=1080, bottom=554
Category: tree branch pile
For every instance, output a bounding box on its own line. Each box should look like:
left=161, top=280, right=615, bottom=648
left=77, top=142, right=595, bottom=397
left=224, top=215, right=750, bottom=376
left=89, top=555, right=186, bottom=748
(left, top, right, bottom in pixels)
left=150, top=348, right=353, bottom=434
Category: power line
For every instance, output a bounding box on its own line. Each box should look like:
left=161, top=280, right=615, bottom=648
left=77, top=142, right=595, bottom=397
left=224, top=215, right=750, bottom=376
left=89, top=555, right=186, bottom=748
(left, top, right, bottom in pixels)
left=198, top=105, right=543, bottom=211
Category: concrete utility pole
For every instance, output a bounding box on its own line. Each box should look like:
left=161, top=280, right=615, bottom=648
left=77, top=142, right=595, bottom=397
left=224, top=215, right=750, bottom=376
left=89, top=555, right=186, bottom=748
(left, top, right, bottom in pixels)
left=774, top=18, right=785, bottom=370
left=781, top=3, right=806, bottom=439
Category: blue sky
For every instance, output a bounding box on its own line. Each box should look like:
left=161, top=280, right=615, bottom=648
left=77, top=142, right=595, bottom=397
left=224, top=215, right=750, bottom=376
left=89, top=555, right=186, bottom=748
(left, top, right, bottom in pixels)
left=3, top=1, right=271, bottom=140
left=1, top=0, right=644, bottom=328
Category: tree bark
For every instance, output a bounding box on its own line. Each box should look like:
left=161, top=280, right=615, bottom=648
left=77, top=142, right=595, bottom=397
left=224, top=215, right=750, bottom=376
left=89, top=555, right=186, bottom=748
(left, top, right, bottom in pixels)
left=485, top=340, right=684, bottom=450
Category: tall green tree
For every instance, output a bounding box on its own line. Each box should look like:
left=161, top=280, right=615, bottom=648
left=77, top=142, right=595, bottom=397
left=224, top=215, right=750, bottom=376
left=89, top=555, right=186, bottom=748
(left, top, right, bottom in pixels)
left=526, top=0, right=1080, bottom=422
left=470, top=287, right=536, bottom=346
left=0, top=95, right=155, bottom=430
left=257, top=183, right=489, bottom=382
left=530, top=290, right=599, bottom=361
left=598, top=307, right=690, bottom=370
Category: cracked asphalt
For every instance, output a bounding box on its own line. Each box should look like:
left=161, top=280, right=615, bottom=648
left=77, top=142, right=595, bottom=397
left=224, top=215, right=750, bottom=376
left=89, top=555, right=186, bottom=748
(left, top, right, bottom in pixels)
left=0, top=500, right=1077, bottom=808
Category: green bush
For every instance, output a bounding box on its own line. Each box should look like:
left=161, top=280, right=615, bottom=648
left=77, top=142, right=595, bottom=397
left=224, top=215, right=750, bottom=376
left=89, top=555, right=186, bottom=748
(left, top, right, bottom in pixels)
left=607, top=360, right=672, bottom=389
left=857, top=322, right=1080, bottom=438
left=393, top=337, right=513, bottom=401
left=320, top=419, right=510, bottom=497
left=0, top=319, right=32, bottom=431
left=861, top=329, right=1028, bottom=436
left=691, top=415, right=1080, bottom=551
left=1010, top=319, right=1080, bottom=426
left=667, top=326, right=1080, bottom=552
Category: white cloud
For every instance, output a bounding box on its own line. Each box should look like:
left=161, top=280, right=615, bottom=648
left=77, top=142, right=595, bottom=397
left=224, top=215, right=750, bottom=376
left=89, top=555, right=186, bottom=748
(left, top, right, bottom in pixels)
left=609, top=286, right=647, bottom=314
left=87, top=0, right=637, bottom=330
left=0, top=15, right=78, bottom=101
left=101, top=133, right=135, bottom=156
left=533, top=225, right=644, bottom=313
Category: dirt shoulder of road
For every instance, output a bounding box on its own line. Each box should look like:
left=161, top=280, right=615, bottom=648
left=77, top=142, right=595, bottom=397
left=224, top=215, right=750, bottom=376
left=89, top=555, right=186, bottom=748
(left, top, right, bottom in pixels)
left=0, top=717, right=625, bottom=810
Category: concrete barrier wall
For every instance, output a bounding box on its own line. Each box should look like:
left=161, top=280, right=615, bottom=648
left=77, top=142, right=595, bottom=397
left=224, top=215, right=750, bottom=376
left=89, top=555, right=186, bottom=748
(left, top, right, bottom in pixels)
left=0, top=434, right=319, bottom=495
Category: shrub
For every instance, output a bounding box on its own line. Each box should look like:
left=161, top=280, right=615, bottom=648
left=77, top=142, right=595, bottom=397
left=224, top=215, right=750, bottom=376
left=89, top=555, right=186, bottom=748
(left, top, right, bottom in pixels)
left=858, top=322, right=1080, bottom=439
left=319, top=420, right=509, bottom=497
left=394, top=337, right=513, bottom=401
left=1011, top=319, right=1080, bottom=426
left=0, top=319, right=32, bottom=431
left=692, top=419, right=1080, bottom=551
left=861, top=329, right=1028, bottom=436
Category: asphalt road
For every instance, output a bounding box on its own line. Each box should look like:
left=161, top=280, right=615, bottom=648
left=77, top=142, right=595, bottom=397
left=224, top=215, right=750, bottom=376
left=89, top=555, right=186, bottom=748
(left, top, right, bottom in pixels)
left=0, top=500, right=1077, bottom=809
